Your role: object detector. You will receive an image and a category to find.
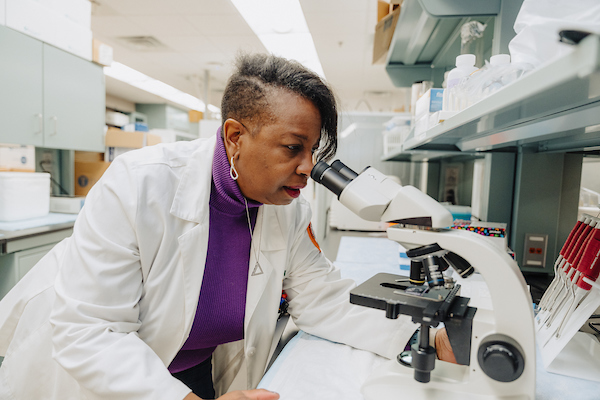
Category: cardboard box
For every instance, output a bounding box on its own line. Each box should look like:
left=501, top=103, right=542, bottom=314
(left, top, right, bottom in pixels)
left=93, top=38, right=113, bottom=67
left=74, top=161, right=110, bottom=196
left=377, top=1, right=390, bottom=23
left=105, top=127, right=161, bottom=148
left=415, top=88, right=444, bottom=120
left=0, top=144, right=35, bottom=172
left=372, top=5, right=401, bottom=64
left=74, top=151, right=104, bottom=163
left=189, top=110, right=204, bottom=123
left=104, top=127, right=161, bottom=162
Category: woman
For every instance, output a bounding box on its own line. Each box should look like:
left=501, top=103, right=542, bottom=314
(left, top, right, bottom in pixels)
left=0, top=53, right=452, bottom=400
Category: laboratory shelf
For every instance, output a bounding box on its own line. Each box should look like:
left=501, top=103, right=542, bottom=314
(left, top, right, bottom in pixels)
left=401, top=34, right=600, bottom=154
left=382, top=147, right=474, bottom=162
left=384, top=0, right=498, bottom=87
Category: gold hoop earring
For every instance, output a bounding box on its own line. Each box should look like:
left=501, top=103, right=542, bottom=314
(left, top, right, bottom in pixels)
left=230, top=156, right=239, bottom=181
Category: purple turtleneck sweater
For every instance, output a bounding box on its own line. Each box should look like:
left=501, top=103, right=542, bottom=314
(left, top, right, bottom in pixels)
left=168, top=130, right=262, bottom=373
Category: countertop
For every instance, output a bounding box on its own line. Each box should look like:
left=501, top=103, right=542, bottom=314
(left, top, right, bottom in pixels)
left=0, top=213, right=78, bottom=254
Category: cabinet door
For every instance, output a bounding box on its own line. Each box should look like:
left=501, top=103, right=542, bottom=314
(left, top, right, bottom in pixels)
left=0, top=25, right=44, bottom=146
left=43, top=44, right=105, bottom=152
left=0, top=243, right=55, bottom=300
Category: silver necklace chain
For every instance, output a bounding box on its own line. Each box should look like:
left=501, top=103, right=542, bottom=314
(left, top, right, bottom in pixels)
left=244, top=197, right=262, bottom=267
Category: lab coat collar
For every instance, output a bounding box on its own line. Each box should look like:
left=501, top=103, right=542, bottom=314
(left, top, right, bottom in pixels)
left=170, top=136, right=217, bottom=224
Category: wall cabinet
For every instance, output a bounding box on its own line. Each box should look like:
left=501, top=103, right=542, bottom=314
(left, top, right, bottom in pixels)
left=0, top=25, right=105, bottom=152
left=136, top=103, right=190, bottom=133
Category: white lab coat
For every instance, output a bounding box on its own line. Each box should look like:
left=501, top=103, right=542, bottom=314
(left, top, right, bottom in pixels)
left=0, top=136, right=416, bottom=400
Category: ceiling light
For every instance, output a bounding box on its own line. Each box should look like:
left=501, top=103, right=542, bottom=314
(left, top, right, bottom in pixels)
left=230, top=0, right=325, bottom=78
left=104, top=62, right=221, bottom=113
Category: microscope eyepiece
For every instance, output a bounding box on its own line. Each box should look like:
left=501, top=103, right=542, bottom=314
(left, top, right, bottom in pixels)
left=330, top=160, right=359, bottom=180
left=311, top=160, right=354, bottom=198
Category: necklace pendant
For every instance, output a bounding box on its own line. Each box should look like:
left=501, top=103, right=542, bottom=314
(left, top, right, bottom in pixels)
left=252, top=262, right=264, bottom=276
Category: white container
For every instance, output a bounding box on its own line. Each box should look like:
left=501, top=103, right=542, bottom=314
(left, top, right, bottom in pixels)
left=6, top=0, right=54, bottom=43
left=490, top=54, right=511, bottom=66
left=49, top=12, right=92, bottom=61
left=6, top=0, right=92, bottom=61
left=50, top=195, right=85, bottom=214
left=444, top=54, right=478, bottom=112
left=49, top=0, right=91, bottom=29
left=105, top=110, right=131, bottom=127
left=447, top=54, right=478, bottom=88
left=0, top=172, right=50, bottom=221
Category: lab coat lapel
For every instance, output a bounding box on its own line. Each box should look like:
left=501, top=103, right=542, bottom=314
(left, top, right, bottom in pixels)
left=171, top=136, right=215, bottom=337
left=245, top=206, right=286, bottom=330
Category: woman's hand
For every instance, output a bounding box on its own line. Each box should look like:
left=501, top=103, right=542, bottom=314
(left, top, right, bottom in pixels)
left=434, top=327, right=457, bottom=364
left=184, top=389, right=280, bottom=400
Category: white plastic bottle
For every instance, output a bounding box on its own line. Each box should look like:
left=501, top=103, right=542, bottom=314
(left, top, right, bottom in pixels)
left=481, top=54, right=511, bottom=98
left=490, top=54, right=510, bottom=67
left=443, top=54, right=478, bottom=111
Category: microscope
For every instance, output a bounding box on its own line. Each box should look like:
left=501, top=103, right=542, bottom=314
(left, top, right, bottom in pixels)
left=311, top=160, right=535, bottom=400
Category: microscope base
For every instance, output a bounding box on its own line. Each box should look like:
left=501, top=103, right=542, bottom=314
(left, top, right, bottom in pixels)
left=361, top=359, right=534, bottom=400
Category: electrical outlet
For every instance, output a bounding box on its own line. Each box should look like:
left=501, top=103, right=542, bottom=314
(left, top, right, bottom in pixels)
left=523, top=233, right=548, bottom=268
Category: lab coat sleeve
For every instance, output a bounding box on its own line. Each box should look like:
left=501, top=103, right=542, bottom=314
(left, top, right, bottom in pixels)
left=283, top=200, right=418, bottom=361
left=49, top=157, right=191, bottom=400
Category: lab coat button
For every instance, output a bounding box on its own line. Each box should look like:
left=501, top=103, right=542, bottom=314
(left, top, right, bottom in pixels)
left=247, top=347, right=256, bottom=357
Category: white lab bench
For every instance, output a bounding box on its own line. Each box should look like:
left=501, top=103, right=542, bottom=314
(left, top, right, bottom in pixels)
left=0, top=213, right=77, bottom=300
left=258, top=236, right=600, bottom=400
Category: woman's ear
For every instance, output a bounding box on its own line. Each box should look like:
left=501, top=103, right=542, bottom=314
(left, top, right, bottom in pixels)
left=222, top=118, right=246, bottom=159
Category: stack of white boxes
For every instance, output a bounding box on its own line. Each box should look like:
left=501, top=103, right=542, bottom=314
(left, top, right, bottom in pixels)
left=4, top=0, right=92, bottom=61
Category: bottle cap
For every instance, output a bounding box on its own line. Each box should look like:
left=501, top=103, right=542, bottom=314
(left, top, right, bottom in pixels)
left=456, top=54, right=476, bottom=67
left=490, top=54, right=511, bottom=65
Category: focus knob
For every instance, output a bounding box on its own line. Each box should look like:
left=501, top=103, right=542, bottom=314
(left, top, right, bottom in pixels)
left=477, top=335, right=525, bottom=382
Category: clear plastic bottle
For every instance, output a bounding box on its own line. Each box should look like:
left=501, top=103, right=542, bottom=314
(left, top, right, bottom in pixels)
left=444, top=54, right=478, bottom=111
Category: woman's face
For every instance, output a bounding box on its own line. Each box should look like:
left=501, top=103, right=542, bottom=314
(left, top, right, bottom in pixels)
left=225, top=90, right=322, bottom=205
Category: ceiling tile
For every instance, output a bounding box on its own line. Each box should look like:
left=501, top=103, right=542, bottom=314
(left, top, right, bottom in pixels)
left=97, top=0, right=182, bottom=16
left=156, top=35, right=221, bottom=54
left=184, top=52, right=235, bottom=68
left=300, top=0, right=369, bottom=14
left=126, top=16, right=201, bottom=37
left=207, top=35, right=266, bottom=54
left=183, top=13, right=253, bottom=36
left=92, top=16, right=148, bottom=37
left=304, top=12, right=370, bottom=36
left=176, top=0, right=240, bottom=15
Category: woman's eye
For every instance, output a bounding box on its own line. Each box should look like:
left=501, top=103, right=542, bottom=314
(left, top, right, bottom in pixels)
left=287, top=145, right=301, bottom=152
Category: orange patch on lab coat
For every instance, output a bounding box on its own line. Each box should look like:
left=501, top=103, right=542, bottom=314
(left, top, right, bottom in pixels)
left=307, top=223, right=321, bottom=252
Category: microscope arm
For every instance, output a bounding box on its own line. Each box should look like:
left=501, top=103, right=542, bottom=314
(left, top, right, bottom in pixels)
left=312, top=162, right=453, bottom=229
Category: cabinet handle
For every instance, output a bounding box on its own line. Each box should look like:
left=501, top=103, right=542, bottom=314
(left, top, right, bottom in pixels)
left=35, top=114, right=43, bottom=134
left=51, top=116, right=58, bottom=136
